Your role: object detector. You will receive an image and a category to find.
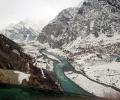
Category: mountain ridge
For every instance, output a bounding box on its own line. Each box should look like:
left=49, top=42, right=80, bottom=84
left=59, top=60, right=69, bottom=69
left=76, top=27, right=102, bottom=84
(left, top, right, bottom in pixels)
left=0, top=20, right=40, bottom=44
left=38, top=0, right=120, bottom=48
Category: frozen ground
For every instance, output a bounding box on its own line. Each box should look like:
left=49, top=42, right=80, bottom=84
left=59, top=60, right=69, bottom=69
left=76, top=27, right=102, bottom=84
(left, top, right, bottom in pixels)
left=65, top=71, right=120, bottom=99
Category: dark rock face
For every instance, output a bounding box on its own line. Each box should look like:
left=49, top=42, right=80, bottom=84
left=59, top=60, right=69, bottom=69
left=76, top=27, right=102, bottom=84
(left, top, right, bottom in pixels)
left=38, top=0, right=120, bottom=48
left=29, top=66, right=59, bottom=91
left=38, top=8, right=79, bottom=48
left=107, top=0, right=120, bottom=9
left=0, top=34, right=30, bottom=72
left=0, top=34, right=60, bottom=91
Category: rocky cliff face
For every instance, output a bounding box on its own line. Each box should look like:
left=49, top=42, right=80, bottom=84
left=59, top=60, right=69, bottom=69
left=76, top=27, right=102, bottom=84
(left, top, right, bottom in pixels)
left=38, top=0, right=120, bottom=48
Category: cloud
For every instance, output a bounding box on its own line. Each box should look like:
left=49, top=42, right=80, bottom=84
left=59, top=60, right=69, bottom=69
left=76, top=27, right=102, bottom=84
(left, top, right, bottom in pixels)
left=0, top=0, right=83, bottom=30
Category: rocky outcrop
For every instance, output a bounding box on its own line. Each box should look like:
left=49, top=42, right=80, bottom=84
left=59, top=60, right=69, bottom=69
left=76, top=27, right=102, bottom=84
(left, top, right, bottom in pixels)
left=0, top=69, right=19, bottom=84
left=0, top=34, right=30, bottom=85
left=0, top=34, right=31, bottom=72
left=0, top=34, right=60, bottom=91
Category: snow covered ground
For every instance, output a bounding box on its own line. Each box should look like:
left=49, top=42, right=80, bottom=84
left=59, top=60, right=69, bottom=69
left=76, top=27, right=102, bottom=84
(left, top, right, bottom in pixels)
left=62, top=34, right=120, bottom=98
left=85, top=62, right=120, bottom=89
left=64, top=34, right=120, bottom=53
left=14, top=71, right=30, bottom=84
left=19, top=40, right=61, bottom=71
left=47, top=48, right=67, bottom=57
left=65, top=71, right=120, bottom=99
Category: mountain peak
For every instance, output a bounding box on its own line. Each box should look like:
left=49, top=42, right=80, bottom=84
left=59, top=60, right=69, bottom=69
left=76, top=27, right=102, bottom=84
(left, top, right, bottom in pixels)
left=0, top=20, right=40, bottom=43
left=17, top=20, right=40, bottom=31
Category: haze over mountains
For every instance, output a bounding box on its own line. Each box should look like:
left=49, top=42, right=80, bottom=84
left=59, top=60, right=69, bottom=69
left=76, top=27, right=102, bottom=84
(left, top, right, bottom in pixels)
left=0, top=0, right=120, bottom=99
left=2, top=0, right=120, bottom=48
left=0, top=20, right=41, bottom=44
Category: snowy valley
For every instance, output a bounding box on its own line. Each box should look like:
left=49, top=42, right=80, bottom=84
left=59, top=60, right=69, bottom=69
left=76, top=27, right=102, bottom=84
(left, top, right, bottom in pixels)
left=0, top=0, right=120, bottom=99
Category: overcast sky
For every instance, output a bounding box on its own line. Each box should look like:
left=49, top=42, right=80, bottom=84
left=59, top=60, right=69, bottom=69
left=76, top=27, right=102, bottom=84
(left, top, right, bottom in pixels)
left=0, top=0, right=83, bottom=30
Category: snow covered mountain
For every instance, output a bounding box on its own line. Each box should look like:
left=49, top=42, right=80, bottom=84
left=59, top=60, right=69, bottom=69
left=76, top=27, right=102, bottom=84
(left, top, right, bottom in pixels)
left=38, top=0, right=120, bottom=48
left=0, top=21, right=40, bottom=44
left=38, top=7, right=79, bottom=48
left=1, top=0, right=120, bottom=99
left=36, top=0, right=120, bottom=98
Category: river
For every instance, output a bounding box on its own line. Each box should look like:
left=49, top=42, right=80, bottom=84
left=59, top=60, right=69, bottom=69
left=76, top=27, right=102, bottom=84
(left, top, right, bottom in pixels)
left=42, top=50, right=120, bottom=98
left=42, top=50, right=93, bottom=96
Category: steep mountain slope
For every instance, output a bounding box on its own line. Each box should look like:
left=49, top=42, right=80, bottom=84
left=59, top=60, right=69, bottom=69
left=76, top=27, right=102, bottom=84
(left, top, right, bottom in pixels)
left=38, top=8, right=79, bottom=48
left=0, top=34, right=60, bottom=91
left=38, top=0, right=120, bottom=48
left=36, top=0, right=120, bottom=98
